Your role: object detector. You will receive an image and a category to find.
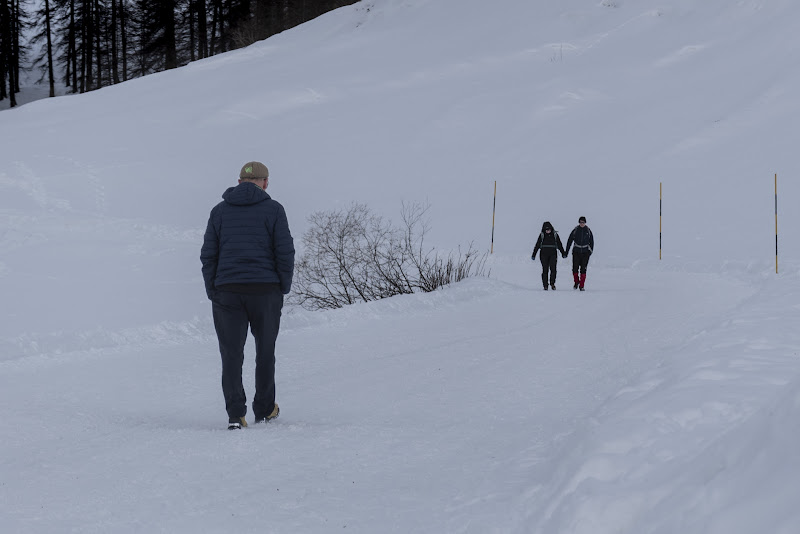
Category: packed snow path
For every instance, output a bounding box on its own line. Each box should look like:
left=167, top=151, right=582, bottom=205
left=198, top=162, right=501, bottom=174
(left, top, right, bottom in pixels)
left=1, top=263, right=765, bottom=533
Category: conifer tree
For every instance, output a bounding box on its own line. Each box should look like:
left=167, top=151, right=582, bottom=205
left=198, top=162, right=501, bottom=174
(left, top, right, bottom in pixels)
left=31, top=0, right=57, bottom=96
left=12, top=0, right=29, bottom=94
left=6, top=0, right=359, bottom=104
left=0, top=0, right=18, bottom=106
left=53, top=0, right=79, bottom=92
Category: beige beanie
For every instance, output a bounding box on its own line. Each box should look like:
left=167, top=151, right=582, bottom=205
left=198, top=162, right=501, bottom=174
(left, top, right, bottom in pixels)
left=239, top=161, right=269, bottom=180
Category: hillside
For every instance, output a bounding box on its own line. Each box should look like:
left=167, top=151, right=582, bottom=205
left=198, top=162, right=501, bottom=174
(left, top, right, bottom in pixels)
left=1, top=0, right=799, bottom=532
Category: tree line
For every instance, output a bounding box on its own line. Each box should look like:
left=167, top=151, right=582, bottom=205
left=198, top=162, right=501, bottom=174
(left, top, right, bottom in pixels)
left=1, top=0, right=358, bottom=107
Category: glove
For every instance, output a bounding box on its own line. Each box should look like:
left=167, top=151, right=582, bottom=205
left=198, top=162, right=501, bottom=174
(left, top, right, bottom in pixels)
left=531, top=254, right=536, bottom=260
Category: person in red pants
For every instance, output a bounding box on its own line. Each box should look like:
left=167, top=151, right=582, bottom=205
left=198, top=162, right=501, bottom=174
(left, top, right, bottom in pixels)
left=564, top=216, right=594, bottom=291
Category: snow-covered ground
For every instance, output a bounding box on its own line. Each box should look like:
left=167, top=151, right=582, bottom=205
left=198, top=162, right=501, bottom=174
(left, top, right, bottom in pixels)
left=2, top=0, right=800, bottom=532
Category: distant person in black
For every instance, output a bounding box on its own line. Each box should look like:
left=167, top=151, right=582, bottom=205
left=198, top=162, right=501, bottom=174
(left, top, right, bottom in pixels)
left=531, top=221, right=566, bottom=290
left=565, top=216, right=594, bottom=291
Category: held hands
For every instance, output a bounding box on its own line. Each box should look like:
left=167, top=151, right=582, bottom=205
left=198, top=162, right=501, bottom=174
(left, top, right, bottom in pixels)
left=562, top=253, right=567, bottom=259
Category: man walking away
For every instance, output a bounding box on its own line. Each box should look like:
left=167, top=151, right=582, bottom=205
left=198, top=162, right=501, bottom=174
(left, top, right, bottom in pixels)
left=201, top=161, right=295, bottom=429
left=565, top=216, right=594, bottom=291
left=531, top=221, right=566, bottom=290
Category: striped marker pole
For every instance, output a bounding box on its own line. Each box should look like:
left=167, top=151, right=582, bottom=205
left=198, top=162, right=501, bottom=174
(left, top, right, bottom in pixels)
left=775, top=173, right=778, bottom=274
left=659, top=182, right=662, bottom=260
left=491, top=181, right=497, bottom=254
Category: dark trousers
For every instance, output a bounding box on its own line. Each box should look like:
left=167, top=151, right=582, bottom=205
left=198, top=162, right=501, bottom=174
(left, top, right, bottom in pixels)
left=572, top=251, right=590, bottom=274
left=540, top=250, right=558, bottom=286
left=212, top=290, right=283, bottom=419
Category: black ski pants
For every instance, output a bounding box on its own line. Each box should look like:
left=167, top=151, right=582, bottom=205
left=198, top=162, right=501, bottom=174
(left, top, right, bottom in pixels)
left=572, top=251, right=590, bottom=274
left=212, top=289, right=283, bottom=419
left=539, top=250, right=558, bottom=286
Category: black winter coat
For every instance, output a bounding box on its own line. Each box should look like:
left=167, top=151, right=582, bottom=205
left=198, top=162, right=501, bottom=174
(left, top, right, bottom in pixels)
left=532, top=222, right=565, bottom=258
left=201, top=182, right=295, bottom=298
left=566, top=225, right=594, bottom=256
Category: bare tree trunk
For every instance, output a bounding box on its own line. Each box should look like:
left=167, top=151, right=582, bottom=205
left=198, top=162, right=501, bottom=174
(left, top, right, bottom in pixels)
left=217, top=0, right=227, bottom=53
left=162, top=0, right=177, bottom=69
left=44, top=0, right=56, bottom=96
left=188, top=0, right=195, bottom=61
left=11, top=0, right=20, bottom=93
left=197, top=0, right=207, bottom=58
left=209, top=0, right=218, bottom=56
left=1, top=0, right=8, bottom=102
left=70, top=0, right=78, bottom=91
left=119, top=0, right=127, bottom=81
left=111, top=0, right=119, bottom=83
left=0, top=0, right=16, bottom=106
left=252, top=0, right=268, bottom=41
left=82, top=0, right=93, bottom=92
left=0, top=57, right=5, bottom=103
left=8, top=5, right=16, bottom=105
left=94, top=0, right=102, bottom=88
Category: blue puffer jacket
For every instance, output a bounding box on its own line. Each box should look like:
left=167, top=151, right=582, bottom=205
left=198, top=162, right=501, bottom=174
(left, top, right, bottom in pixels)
left=201, top=182, right=295, bottom=297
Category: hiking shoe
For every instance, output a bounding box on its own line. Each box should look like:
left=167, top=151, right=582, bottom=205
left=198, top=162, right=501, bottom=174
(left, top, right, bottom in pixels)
left=551, top=284, right=556, bottom=290
left=573, top=282, right=579, bottom=289
left=579, top=287, right=585, bottom=291
left=254, top=403, right=280, bottom=424
left=543, top=285, right=549, bottom=291
left=228, top=416, right=247, bottom=430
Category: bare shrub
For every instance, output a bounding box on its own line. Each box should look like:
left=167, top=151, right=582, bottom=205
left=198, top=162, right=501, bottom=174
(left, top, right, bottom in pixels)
left=290, top=202, right=490, bottom=311
left=230, top=17, right=267, bottom=49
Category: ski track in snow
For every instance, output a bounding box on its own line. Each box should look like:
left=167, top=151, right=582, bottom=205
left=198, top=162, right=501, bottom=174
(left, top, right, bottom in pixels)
left=0, top=260, right=773, bottom=533
left=527, top=273, right=800, bottom=534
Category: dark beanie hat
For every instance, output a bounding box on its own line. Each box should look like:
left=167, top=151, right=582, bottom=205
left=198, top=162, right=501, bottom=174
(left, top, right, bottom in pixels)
left=240, top=161, right=269, bottom=180
left=579, top=216, right=587, bottom=223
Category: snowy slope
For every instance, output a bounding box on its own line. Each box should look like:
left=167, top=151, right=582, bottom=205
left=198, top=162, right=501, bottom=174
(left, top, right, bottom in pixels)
left=2, top=0, right=800, bottom=532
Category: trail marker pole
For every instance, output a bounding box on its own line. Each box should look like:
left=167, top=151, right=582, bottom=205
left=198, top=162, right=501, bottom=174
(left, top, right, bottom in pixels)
left=775, top=173, right=778, bottom=274
left=491, top=181, right=497, bottom=254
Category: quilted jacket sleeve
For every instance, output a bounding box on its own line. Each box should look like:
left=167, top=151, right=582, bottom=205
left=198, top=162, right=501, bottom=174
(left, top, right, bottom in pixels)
left=271, top=203, right=295, bottom=295
left=200, top=206, right=220, bottom=300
